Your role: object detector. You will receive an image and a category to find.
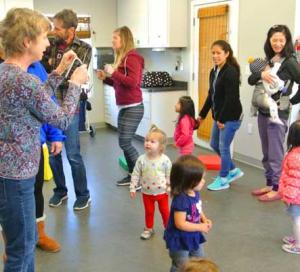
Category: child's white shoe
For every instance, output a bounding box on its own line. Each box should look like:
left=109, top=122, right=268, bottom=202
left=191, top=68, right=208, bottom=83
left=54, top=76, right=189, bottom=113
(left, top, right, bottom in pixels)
left=140, top=229, right=154, bottom=240
left=282, top=243, right=300, bottom=254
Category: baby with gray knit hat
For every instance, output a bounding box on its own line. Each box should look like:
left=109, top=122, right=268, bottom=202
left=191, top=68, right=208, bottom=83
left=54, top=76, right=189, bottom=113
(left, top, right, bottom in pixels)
left=249, top=57, right=285, bottom=125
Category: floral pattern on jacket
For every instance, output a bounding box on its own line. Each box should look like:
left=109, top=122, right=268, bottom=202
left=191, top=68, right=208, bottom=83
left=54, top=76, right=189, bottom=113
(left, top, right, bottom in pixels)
left=279, top=147, right=300, bottom=205
left=0, top=63, right=80, bottom=180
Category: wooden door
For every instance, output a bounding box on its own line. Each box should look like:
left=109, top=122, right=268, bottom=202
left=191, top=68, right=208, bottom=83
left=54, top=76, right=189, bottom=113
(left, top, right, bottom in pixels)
left=197, top=5, right=229, bottom=140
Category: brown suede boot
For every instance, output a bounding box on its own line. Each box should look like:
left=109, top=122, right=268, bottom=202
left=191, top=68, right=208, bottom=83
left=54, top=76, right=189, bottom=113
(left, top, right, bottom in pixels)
left=37, top=221, right=61, bottom=253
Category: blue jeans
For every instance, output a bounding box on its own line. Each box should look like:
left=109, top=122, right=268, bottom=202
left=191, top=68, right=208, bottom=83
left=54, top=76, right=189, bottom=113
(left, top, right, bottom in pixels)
left=169, top=245, right=204, bottom=272
left=210, top=120, right=241, bottom=177
left=0, top=177, right=37, bottom=272
left=49, top=114, right=90, bottom=200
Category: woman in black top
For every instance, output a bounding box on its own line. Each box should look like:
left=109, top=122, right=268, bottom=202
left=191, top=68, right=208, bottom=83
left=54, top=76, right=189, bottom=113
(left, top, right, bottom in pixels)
left=199, top=40, right=243, bottom=191
left=248, top=25, right=300, bottom=202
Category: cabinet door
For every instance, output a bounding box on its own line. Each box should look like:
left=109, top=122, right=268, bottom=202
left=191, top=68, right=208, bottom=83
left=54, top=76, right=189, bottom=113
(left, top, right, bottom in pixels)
left=151, top=91, right=187, bottom=137
left=103, top=85, right=113, bottom=125
left=4, top=0, right=33, bottom=9
left=103, top=85, right=119, bottom=128
left=0, top=0, right=4, bottom=20
left=117, top=0, right=148, bottom=47
left=148, top=0, right=168, bottom=47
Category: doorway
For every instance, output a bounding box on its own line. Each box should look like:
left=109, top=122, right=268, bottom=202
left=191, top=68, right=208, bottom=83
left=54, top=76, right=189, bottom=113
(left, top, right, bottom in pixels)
left=190, top=0, right=239, bottom=148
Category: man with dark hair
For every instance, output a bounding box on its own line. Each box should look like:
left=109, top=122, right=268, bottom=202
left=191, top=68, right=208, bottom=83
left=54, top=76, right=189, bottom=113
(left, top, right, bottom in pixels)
left=44, top=9, right=91, bottom=210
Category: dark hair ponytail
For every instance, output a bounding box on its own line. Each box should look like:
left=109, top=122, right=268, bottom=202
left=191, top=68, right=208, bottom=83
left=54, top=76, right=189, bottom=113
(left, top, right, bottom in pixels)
left=212, top=40, right=240, bottom=83
left=170, top=155, right=205, bottom=197
left=287, top=120, right=300, bottom=151
left=178, top=96, right=199, bottom=130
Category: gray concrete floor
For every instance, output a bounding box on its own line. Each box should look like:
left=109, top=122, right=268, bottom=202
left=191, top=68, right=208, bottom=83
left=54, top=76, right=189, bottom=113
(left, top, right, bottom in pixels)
left=1, top=127, right=299, bottom=271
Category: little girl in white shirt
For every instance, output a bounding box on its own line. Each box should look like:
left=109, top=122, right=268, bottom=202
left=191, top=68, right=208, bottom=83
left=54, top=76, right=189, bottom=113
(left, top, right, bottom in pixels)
left=130, top=125, right=172, bottom=240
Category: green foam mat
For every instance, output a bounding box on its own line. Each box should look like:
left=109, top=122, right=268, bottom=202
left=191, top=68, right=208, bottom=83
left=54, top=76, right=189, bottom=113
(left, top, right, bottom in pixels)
left=118, top=156, right=128, bottom=171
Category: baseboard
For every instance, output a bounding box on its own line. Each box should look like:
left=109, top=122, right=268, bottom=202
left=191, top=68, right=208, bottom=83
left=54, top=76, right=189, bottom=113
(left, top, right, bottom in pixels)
left=92, top=122, right=107, bottom=129
left=233, top=152, right=263, bottom=169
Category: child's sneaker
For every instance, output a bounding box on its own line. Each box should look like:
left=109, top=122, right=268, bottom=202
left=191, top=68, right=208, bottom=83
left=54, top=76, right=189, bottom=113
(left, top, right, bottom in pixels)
left=207, top=176, right=230, bottom=191
left=282, top=243, right=300, bottom=254
left=227, top=168, right=244, bottom=184
left=140, top=229, right=154, bottom=240
left=282, top=236, right=296, bottom=245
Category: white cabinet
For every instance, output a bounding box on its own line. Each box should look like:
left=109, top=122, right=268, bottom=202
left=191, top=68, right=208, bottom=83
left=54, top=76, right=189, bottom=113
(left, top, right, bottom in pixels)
left=117, top=0, right=148, bottom=47
left=103, top=84, right=187, bottom=138
left=136, top=90, right=187, bottom=138
left=0, top=0, right=33, bottom=19
left=90, top=0, right=117, bottom=47
left=136, top=89, right=187, bottom=138
left=136, top=91, right=151, bottom=137
left=117, top=0, right=187, bottom=48
left=103, top=84, right=118, bottom=128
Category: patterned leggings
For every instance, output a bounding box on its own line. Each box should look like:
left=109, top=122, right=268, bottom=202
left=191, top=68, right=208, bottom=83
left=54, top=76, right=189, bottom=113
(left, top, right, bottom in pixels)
left=118, top=104, right=144, bottom=173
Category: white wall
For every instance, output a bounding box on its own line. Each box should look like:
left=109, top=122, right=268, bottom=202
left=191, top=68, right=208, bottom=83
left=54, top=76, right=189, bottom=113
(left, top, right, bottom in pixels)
left=234, top=0, right=297, bottom=165
left=138, top=0, right=191, bottom=81
left=138, top=48, right=190, bottom=81
left=0, top=0, right=4, bottom=19
left=34, top=0, right=118, bottom=126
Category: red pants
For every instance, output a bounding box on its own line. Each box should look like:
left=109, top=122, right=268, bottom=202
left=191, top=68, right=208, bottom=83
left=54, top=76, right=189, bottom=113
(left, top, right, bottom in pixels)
left=142, top=193, right=169, bottom=229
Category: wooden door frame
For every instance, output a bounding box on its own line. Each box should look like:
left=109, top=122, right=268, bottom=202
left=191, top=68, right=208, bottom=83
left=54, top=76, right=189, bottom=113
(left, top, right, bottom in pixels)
left=190, top=0, right=239, bottom=149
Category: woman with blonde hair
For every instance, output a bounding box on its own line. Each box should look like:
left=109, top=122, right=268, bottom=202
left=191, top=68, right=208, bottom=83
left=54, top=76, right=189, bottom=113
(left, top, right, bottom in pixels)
left=97, top=26, right=144, bottom=186
left=0, top=8, right=88, bottom=271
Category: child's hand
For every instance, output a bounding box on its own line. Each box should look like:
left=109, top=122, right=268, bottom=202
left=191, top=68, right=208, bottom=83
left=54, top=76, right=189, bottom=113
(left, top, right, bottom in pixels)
left=96, top=69, right=106, bottom=80
left=205, top=219, right=213, bottom=230
left=130, top=192, right=136, bottom=198
left=217, top=121, right=224, bottom=129
left=199, top=223, right=210, bottom=233
left=197, top=117, right=203, bottom=126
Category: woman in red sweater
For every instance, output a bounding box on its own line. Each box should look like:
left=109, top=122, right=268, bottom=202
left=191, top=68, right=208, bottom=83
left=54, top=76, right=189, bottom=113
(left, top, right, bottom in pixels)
left=97, top=26, right=144, bottom=186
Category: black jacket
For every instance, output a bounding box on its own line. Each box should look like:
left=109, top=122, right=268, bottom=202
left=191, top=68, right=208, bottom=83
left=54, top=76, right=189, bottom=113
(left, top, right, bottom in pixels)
left=199, top=63, right=242, bottom=123
left=248, top=55, right=300, bottom=119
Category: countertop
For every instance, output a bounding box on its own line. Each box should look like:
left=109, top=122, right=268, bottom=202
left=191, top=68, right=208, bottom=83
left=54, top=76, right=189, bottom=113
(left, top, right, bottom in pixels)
left=141, top=81, right=188, bottom=92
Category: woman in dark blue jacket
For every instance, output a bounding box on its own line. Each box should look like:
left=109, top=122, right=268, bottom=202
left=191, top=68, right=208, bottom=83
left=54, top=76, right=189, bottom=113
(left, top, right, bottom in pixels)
left=199, top=40, right=244, bottom=191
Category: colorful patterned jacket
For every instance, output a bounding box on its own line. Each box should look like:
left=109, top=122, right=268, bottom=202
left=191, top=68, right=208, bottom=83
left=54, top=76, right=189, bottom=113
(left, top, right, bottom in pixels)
left=0, top=63, right=80, bottom=180
left=279, top=147, right=300, bottom=205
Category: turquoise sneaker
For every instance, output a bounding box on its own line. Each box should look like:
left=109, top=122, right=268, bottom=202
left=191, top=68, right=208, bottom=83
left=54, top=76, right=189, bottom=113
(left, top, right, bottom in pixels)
left=207, top=176, right=230, bottom=191
left=227, top=168, right=244, bottom=184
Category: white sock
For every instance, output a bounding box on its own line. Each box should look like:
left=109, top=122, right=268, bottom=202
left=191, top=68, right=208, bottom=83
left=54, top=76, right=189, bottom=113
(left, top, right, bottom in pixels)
left=293, top=216, right=300, bottom=247
left=220, top=177, right=227, bottom=183
left=230, top=168, right=238, bottom=174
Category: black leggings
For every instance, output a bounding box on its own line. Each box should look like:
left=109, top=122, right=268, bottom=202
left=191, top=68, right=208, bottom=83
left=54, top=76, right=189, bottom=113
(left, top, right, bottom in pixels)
left=118, top=104, right=144, bottom=173
left=35, top=147, right=45, bottom=219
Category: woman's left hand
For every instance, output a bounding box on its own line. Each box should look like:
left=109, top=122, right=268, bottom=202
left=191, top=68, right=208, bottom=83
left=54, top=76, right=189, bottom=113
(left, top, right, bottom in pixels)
left=104, top=64, right=115, bottom=76
left=217, top=121, right=225, bottom=129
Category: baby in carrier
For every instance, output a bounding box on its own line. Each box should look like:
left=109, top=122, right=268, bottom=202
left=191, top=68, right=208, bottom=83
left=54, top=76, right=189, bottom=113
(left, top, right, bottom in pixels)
left=249, top=57, right=289, bottom=125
